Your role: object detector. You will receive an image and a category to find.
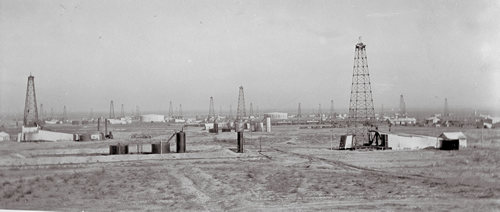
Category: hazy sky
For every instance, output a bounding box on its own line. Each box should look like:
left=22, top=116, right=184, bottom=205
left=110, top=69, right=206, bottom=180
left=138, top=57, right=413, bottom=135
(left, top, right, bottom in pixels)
left=1, top=0, right=499, bottom=115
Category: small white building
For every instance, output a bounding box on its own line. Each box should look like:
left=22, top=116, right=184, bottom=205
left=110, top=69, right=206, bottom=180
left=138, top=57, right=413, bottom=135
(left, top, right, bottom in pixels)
left=389, top=117, right=417, bottom=125
left=264, top=112, right=288, bottom=120
left=438, top=132, right=467, bottom=150
left=140, top=114, right=165, bottom=123
left=0, top=132, right=10, bottom=141
left=17, top=126, right=74, bottom=142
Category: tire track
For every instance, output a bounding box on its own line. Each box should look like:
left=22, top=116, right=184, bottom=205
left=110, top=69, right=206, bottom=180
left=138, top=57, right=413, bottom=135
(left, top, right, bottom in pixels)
left=270, top=147, right=442, bottom=181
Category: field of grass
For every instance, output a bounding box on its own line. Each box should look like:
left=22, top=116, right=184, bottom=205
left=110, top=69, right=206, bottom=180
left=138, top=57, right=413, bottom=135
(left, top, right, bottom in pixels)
left=0, top=123, right=499, bottom=211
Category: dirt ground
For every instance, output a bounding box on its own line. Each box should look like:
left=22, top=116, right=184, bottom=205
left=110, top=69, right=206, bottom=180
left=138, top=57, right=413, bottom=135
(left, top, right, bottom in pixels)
left=0, top=123, right=499, bottom=211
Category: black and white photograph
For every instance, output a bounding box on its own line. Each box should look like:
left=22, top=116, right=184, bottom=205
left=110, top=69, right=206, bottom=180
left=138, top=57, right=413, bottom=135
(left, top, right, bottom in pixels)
left=0, top=0, right=499, bottom=211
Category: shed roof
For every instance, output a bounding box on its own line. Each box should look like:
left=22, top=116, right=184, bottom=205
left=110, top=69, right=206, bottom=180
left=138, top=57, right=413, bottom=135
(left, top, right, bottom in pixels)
left=0, top=131, right=9, bottom=136
left=439, top=132, right=466, bottom=140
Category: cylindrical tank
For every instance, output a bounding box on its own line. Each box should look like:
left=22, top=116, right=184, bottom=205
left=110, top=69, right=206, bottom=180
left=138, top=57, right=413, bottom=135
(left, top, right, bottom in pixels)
left=97, top=117, right=101, bottom=131
left=109, top=145, right=118, bottom=155
left=152, top=143, right=160, bottom=154
left=176, top=131, right=186, bottom=153
left=213, top=122, right=219, bottom=134
left=104, top=118, right=108, bottom=136
left=237, top=131, right=244, bottom=153
left=73, top=134, right=79, bottom=141
left=266, top=117, right=272, bottom=132
left=118, top=144, right=128, bottom=154
left=162, top=142, right=170, bottom=153
left=152, top=143, right=170, bottom=154
left=79, top=134, right=91, bottom=141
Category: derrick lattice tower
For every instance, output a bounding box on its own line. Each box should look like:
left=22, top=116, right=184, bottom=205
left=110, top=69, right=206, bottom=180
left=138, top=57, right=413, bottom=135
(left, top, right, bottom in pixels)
left=23, top=75, right=38, bottom=127
left=208, top=97, right=215, bottom=119
left=121, top=104, right=125, bottom=118
left=444, top=98, right=449, bottom=117
left=399, top=94, right=406, bottom=116
left=179, top=104, right=183, bottom=118
left=249, top=102, right=254, bottom=117
left=347, top=39, right=376, bottom=146
left=109, top=100, right=115, bottom=119
left=318, top=104, right=322, bottom=118
left=39, top=103, right=44, bottom=121
left=236, top=86, right=246, bottom=121
left=168, top=101, right=173, bottom=118
left=62, top=106, right=67, bottom=121
left=330, top=100, right=334, bottom=119
left=297, top=103, right=302, bottom=118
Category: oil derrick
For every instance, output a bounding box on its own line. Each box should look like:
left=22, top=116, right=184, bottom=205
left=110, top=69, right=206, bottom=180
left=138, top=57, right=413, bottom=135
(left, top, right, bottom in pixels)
left=249, top=102, right=254, bottom=117
left=399, top=94, right=406, bottom=117
left=380, top=104, right=384, bottom=118
left=219, top=106, right=222, bottom=117
left=62, top=106, right=67, bottom=122
left=229, top=105, right=233, bottom=120
left=236, top=86, right=246, bottom=121
left=39, top=104, right=44, bottom=121
left=208, top=97, right=215, bottom=120
left=109, top=100, right=115, bottom=119
left=347, top=39, right=376, bottom=146
left=23, top=75, right=38, bottom=127
left=256, top=105, right=260, bottom=117
left=318, top=104, right=322, bottom=118
left=297, top=103, right=302, bottom=118
left=168, top=101, right=173, bottom=118
left=444, top=98, right=449, bottom=117
left=330, top=100, right=334, bottom=119
left=120, top=104, right=125, bottom=118
left=179, top=104, right=183, bottom=118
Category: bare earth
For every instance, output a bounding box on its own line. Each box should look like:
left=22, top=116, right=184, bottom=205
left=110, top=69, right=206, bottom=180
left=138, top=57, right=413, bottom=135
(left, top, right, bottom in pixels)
left=0, top=124, right=499, bottom=211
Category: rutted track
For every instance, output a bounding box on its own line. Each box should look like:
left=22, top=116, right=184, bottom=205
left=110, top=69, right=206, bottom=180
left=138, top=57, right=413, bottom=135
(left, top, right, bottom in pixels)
left=269, top=146, right=443, bottom=181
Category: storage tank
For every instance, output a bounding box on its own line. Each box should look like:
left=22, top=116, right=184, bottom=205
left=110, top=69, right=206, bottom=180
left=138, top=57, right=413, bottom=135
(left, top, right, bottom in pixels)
left=237, top=132, right=244, bottom=153
left=176, top=131, right=186, bottom=153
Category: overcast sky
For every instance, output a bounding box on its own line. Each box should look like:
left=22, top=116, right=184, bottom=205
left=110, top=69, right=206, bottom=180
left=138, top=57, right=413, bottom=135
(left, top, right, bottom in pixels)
left=1, top=0, right=499, bottom=115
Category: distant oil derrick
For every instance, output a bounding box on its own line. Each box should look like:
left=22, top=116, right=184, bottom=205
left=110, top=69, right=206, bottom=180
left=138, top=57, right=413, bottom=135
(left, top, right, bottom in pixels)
left=121, top=104, right=125, bottom=118
left=236, top=86, right=246, bottom=121
left=347, top=39, right=376, bottom=146
left=39, top=103, right=44, bottom=121
left=168, top=101, right=173, bottom=118
left=23, top=75, right=38, bottom=127
left=444, top=98, right=449, bottom=117
left=209, top=97, right=215, bottom=120
left=109, top=100, right=115, bottom=119
left=318, top=104, right=322, bottom=118
left=330, top=100, right=334, bottom=119
left=297, top=102, right=302, bottom=118
left=62, top=105, right=67, bottom=122
left=179, top=104, right=183, bottom=118
left=399, top=94, right=406, bottom=116
left=249, top=102, right=254, bottom=117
